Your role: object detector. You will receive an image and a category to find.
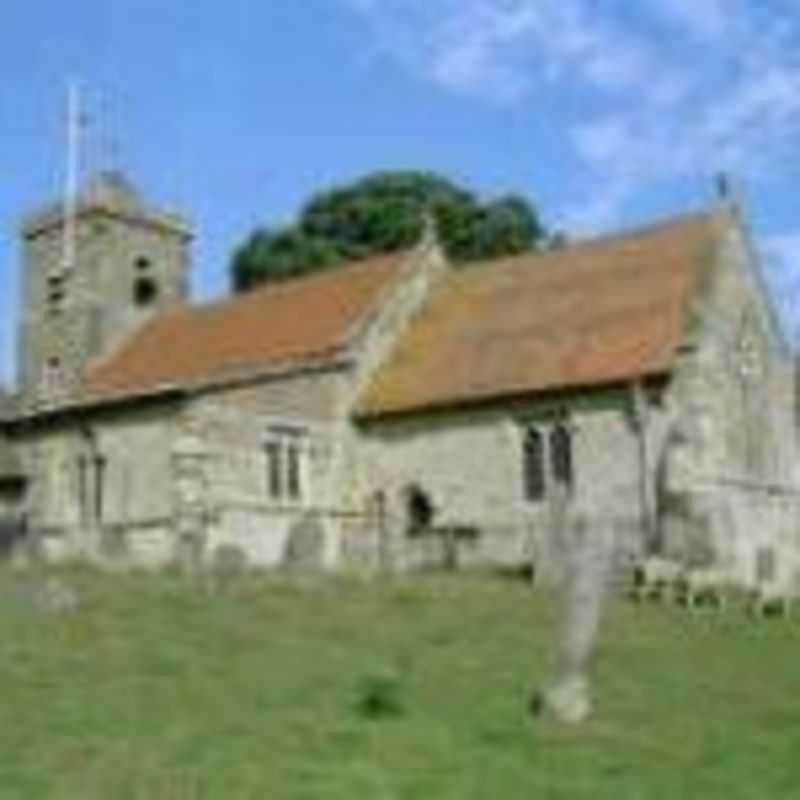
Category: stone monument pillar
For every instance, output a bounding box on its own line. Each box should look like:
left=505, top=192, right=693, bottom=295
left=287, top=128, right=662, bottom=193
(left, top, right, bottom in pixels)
left=534, top=511, right=617, bottom=723
left=171, top=433, right=210, bottom=573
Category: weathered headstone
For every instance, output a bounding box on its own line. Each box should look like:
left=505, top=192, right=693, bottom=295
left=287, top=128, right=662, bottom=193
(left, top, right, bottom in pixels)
left=283, top=514, right=325, bottom=569
left=205, top=543, right=249, bottom=595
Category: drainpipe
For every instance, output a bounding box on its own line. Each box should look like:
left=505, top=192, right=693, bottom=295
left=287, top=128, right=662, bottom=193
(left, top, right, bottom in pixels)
left=630, top=381, right=655, bottom=552
left=78, top=422, right=102, bottom=558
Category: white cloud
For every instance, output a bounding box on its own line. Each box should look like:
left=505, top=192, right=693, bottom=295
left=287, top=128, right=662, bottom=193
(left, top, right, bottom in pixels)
left=342, top=0, right=660, bottom=99
left=341, top=0, right=800, bottom=233
left=571, top=117, right=635, bottom=165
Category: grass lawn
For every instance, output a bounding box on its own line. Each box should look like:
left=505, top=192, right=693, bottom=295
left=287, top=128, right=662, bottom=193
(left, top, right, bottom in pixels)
left=0, top=568, right=797, bottom=799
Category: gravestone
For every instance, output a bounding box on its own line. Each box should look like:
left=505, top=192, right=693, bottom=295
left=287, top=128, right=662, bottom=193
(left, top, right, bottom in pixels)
left=755, top=545, right=777, bottom=584
left=283, top=514, right=325, bottom=569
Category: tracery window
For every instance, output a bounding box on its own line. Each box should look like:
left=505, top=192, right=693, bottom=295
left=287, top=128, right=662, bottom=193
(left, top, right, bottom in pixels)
left=286, top=440, right=301, bottom=501
left=522, top=416, right=574, bottom=502
left=77, top=452, right=107, bottom=524
left=265, top=428, right=308, bottom=504
left=93, top=454, right=107, bottom=523
left=523, top=427, right=545, bottom=501
left=550, top=422, right=573, bottom=488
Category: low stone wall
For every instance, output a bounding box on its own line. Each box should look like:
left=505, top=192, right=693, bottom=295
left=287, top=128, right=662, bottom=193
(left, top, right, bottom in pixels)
left=339, top=510, right=535, bottom=575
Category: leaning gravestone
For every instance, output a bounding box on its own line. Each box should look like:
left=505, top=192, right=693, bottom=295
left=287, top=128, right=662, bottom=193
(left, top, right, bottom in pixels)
left=533, top=513, right=617, bottom=723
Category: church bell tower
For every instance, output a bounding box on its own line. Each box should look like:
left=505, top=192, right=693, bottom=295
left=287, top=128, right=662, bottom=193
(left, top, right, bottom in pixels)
left=17, top=170, right=193, bottom=406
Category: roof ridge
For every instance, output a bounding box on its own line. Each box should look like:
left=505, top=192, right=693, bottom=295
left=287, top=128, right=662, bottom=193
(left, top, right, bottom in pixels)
left=441, top=209, right=715, bottom=291
left=190, top=248, right=412, bottom=317
left=559, top=209, right=712, bottom=251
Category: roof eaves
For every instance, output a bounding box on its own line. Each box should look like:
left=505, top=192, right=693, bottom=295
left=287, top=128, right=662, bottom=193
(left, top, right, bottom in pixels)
left=86, top=345, right=354, bottom=405
left=355, top=367, right=672, bottom=423
left=10, top=383, right=188, bottom=424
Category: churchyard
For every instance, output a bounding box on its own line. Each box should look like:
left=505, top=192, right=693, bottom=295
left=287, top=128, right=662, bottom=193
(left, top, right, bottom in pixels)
left=0, top=566, right=797, bottom=799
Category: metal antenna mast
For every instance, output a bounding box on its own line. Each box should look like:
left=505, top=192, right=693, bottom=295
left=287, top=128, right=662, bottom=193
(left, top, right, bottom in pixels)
left=61, top=79, right=83, bottom=274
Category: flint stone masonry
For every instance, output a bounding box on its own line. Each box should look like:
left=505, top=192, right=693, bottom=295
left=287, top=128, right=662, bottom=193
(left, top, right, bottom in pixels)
left=1, top=176, right=796, bottom=587
left=18, top=172, right=191, bottom=407
left=651, top=215, right=798, bottom=585
left=9, top=399, right=181, bottom=564
left=354, top=390, right=642, bottom=578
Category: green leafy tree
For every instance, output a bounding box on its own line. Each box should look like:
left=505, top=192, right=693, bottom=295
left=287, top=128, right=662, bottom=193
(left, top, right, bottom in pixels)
left=231, top=228, right=340, bottom=292
left=231, top=171, right=546, bottom=291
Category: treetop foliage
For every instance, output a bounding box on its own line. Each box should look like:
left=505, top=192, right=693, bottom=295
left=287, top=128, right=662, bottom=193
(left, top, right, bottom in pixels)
left=231, top=170, right=548, bottom=292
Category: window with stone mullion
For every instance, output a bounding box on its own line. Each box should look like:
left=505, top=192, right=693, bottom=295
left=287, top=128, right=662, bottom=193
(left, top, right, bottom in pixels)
left=522, top=418, right=573, bottom=502
left=286, top=441, right=301, bottom=501
left=523, top=427, right=546, bottom=502
left=265, top=440, right=283, bottom=500
left=550, top=423, right=573, bottom=489
left=265, top=433, right=307, bottom=504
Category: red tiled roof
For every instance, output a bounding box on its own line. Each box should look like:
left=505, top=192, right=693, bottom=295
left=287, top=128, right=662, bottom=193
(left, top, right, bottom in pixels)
left=358, top=213, right=722, bottom=417
left=86, top=252, right=406, bottom=396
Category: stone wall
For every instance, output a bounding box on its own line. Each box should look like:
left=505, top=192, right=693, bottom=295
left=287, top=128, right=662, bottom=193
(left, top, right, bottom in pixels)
left=18, top=179, right=191, bottom=406
left=12, top=399, right=182, bottom=565
left=5, top=229, right=454, bottom=572
left=8, top=203, right=795, bottom=585
left=653, top=210, right=798, bottom=583
left=174, top=368, right=350, bottom=569
left=353, top=389, right=643, bottom=577
left=632, top=210, right=800, bottom=586
left=342, top=213, right=799, bottom=585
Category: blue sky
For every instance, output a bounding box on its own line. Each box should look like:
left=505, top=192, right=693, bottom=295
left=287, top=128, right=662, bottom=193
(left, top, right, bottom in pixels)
left=2, top=0, right=800, bottom=385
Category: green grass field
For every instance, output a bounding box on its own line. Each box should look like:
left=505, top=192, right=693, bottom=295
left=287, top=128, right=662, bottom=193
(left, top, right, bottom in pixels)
left=0, top=568, right=797, bottom=799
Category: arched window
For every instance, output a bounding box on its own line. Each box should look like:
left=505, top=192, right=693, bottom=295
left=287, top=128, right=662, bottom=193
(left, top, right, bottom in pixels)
left=286, top=441, right=301, bottom=501
left=93, top=454, right=107, bottom=523
left=405, top=482, right=434, bottom=534
left=523, top=427, right=545, bottom=501
left=265, top=441, right=283, bottom=500
left=550, top=423, right=573, bottom=488
left=264, top=427, right=308, bottom=505
left=133, top=276, right=159, bottom=307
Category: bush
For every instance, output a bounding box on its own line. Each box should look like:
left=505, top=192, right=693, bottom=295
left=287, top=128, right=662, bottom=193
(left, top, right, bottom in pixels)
left=354, top=669, right=405, bottom=720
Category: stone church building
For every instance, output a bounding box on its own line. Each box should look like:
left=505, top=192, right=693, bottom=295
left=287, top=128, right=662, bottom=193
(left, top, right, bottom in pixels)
left=0, top=172, right=796, bottom=587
